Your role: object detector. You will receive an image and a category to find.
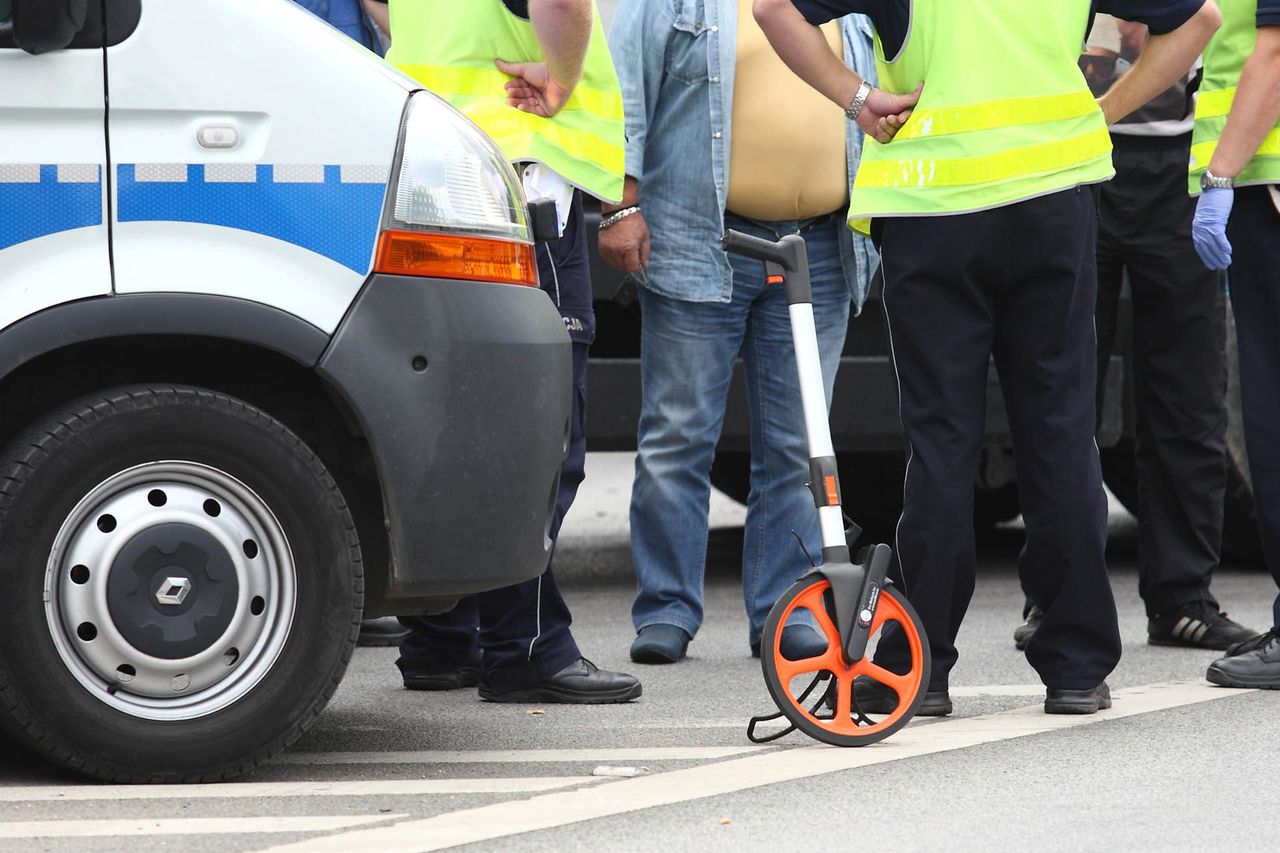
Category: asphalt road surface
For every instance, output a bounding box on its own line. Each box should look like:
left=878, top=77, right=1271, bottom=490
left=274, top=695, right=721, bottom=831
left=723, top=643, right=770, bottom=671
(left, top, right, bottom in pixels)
left=2, top=453, right=1277, bottom=852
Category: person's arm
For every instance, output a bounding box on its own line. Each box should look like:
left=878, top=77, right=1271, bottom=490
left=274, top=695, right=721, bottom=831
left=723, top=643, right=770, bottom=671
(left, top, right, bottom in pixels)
left=597, top=0, right=669, bottom=272
left=1208, top=25, right=1280, bottom=177
left=498, top=0, right=593, bottom=117
left=753, top=0, right=919, bottom=143
left=1192, top=23, right=1280, bottom=270
left=1097, top=1, right=1221, bottom=124
left=362, top=0, right=388, bottom=37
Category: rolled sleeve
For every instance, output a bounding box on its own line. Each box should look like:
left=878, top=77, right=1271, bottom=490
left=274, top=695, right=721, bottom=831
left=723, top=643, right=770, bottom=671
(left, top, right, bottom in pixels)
left=1096, top=0, right=1206, bottom=35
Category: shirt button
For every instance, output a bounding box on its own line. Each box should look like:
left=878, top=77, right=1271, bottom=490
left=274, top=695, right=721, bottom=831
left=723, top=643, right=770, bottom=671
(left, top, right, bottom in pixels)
left=711, top=76, right=720, bottom=83
left=710, top=25, right=719, bottom=32
left=713, top=131, right=722, bottom=139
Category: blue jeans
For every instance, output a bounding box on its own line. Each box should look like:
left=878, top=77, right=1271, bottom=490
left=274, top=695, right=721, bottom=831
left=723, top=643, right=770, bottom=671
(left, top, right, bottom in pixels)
left=630, top=212, right=851, bottom=648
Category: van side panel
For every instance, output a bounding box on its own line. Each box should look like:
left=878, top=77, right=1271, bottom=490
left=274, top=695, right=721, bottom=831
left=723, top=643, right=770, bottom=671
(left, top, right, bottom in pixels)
left=105, top=0, right=408, bottom=334
left=0, top=36, right=111, bottom=332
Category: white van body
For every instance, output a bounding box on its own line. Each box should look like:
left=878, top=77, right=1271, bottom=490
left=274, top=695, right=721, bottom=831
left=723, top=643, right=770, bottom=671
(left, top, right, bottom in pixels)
left=0, top=0, right=570, bottom=782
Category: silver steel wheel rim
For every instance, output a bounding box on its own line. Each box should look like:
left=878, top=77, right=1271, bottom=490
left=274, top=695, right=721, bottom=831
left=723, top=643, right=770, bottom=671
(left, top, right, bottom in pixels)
left=44, top=461, right=297, bottom=721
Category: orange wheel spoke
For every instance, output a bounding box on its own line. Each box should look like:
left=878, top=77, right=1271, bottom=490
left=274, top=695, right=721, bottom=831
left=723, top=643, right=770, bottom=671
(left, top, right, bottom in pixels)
left=834, top=672, right=853, bottom=723
left=854, top=660, right=912, bottom=698
left=808, top=599, right=839, bottom=648
left=870, top=595, right=905, bottom=636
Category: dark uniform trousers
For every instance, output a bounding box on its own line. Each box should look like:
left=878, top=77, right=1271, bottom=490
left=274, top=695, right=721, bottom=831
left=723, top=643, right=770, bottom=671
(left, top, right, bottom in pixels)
left=1225, top=185, right=1280, bottom=631
left=1096, top=134, right=1229, bottom=617
left=875, top=187, right=1123, bottom=691
left=399, top=193, right=593, bottom=692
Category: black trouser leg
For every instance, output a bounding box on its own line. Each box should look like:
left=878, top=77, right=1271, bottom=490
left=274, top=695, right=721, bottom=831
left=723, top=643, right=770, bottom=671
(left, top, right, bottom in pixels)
left=994, top=189, right=1121, bottom=690
left=877, top=190, right=1120, bottom=690
left=1226, top=186, right=1280, bottom=631
left=1098, top=137, right=1228, bottom=617
left=875, top=213, right=997, bottom=691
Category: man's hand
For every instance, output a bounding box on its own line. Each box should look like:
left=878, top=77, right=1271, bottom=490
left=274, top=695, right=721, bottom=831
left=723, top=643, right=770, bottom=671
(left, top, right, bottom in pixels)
left=497, top=60, right=573, bottom=117
left=598, top=212, right=651, bottom=273
left=861, top=84, right=923, bottom=144
left=1192, top=187, right=1234, bottom=271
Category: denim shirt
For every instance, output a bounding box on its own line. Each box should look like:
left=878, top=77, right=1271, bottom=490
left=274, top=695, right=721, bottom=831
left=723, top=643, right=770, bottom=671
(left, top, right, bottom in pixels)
left=607, top=0, right=879, bottom=309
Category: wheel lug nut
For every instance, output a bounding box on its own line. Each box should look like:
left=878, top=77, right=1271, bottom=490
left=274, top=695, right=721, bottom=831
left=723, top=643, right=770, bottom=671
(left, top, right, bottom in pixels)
left=171, top=674, right=191, bottom=692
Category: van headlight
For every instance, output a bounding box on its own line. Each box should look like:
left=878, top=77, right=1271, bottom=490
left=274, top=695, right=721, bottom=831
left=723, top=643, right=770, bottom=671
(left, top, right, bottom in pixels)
left=376, top=91, right=538, bottom=285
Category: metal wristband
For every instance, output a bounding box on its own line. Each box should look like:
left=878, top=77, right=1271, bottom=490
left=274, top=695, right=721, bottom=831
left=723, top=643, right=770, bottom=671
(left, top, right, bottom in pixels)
left=844, top=80, right=873, bottom=122
left=1200, top=170, right=1235, bottom=191
left=599, top=205, right=641, bottom=231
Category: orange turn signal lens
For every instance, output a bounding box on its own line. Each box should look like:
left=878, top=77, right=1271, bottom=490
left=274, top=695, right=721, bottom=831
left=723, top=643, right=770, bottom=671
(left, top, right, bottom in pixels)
left=374, top=230, right=538, bottom=286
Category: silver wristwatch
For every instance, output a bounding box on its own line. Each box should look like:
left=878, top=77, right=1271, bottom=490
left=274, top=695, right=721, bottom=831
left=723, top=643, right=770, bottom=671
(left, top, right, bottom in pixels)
left=1200, top=170, right=1235, bottom=190
left=845, top=80, right=873, bottom=122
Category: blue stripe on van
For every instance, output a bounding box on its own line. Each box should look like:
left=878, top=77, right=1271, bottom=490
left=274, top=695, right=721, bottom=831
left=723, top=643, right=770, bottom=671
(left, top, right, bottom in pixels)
left=116, top=164, right=386, bottom=274
left=0, top=165, right=103, bottom=251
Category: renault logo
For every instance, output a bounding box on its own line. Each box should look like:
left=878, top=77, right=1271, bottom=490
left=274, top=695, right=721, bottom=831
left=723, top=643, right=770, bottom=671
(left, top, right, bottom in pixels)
left=155, top=577, right=192, bottom=606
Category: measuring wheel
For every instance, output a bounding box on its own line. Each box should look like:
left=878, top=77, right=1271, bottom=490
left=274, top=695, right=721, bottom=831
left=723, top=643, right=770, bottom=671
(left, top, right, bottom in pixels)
left=759, top=575, right=931, bottom=747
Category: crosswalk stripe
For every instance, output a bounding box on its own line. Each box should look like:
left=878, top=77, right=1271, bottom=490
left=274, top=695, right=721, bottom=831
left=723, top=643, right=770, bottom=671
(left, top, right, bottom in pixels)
left=0, top=778, right=596, bottom=803
left=277, top=746, right=766, bottom=766
left=260, top=680, right=1252, bottom=853
left=0, top=815, right=403, bottom=839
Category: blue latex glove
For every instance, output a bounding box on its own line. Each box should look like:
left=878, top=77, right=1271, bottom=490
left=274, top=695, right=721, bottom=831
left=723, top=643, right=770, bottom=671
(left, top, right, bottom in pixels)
left=1192, top=187, right=1235, bottom=271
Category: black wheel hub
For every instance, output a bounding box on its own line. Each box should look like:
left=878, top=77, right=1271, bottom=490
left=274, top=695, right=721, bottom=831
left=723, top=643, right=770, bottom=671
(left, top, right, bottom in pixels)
left=106, top=523, right=239, bottom=659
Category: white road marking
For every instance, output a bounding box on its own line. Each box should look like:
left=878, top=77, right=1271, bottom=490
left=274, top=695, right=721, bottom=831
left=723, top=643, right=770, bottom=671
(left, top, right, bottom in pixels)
left=261, top=681, right=1251, bottom=853
left=0, top=815, right=403, bottom=839
left=278, top=746, right=767, bottom=766
left=0, top=778, right=596, bottom=803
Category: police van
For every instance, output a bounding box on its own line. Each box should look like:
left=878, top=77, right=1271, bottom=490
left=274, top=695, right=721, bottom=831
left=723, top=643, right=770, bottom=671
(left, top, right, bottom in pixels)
left=0, top=0, right=571, bottom=781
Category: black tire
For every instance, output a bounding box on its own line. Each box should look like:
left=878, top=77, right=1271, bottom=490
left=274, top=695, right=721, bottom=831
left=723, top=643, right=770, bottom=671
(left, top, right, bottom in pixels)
left=0, top=385, right=362, bottom=782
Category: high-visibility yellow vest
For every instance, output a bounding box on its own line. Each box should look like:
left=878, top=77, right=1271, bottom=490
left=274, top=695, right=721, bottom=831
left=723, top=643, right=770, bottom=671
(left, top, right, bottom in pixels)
left=387, top=0, right=625, bottom=203
left=849, top=0, right=1114, bottom=233
left=1189, top=0, right=1280, bottom=193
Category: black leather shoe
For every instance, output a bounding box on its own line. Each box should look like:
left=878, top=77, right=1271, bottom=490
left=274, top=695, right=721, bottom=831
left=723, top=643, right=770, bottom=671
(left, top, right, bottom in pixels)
left=854, top=678, right=952, bottom=717
left=1207, top=630, right=1280, bottom=688
left=1045, top=681, right=1111, bottom=714
left=358, top=617, right=410, bottom=647
left=479, top=658, right=642, bottom=704
left=399, top=659, right=481, bottom=691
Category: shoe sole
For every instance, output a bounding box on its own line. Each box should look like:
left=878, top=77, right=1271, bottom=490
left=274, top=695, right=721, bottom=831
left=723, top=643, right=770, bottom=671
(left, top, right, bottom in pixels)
left=403, top=666, right=481, bottom=692
left=1148, top=636, right=1239, bottom=651
left=1044, top=695, right=1113, bottom=715
left=479, top=682, right=643, bottom=704
left=1206, top=667, right=1280, bottom=689
left=630, top=647, right=684, bottom=665
left=857, top=696, right=953, bottom=717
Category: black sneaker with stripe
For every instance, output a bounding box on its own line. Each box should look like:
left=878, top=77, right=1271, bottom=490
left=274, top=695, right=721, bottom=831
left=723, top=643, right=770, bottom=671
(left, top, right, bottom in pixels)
left=1148, top=602, right=1260, bottom=651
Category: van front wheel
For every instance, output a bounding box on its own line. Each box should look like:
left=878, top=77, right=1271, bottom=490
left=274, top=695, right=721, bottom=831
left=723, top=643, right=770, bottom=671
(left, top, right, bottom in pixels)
left=0, top=385, right=362, bottom=782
